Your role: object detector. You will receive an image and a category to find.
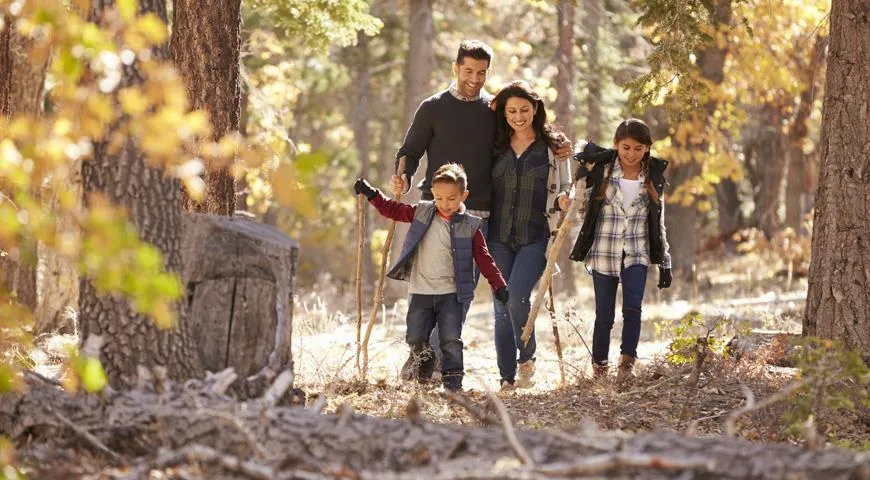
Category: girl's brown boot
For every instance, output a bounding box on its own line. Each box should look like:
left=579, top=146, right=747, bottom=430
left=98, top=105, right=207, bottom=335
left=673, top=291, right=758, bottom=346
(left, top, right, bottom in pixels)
left=616, top=354, right=636, bottom=384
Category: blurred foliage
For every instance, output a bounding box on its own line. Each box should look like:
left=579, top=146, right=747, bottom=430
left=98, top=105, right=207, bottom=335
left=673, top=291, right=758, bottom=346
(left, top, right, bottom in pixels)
left=785, top=338, right=869, bottom=441
left=656, top=311, right=748, bottom=366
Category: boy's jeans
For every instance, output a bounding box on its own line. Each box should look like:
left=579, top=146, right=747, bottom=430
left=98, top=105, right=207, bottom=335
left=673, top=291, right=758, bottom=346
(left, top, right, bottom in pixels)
left=429, top=218, right=488, bottom=366
left=406, top=292, right=465, bottom=389
left=489, top=239, right=547, bottom=382
left=591, top=264, right=648, bottom=365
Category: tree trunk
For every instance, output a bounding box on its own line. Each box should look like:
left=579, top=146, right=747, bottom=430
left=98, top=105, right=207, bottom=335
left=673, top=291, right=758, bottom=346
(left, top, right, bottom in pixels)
left=715, top=178, right=742, bottom=240
left=349, top=32, right=375, bottom=292
left=388, top=0, right=435, bottom=301
left=554, top=0, right=577, bottom=295
left=804, top=0, right=870, bottom=357
left=170, top=0, right=241, bottom=215
left=0, top=13, right=47, bottom=314
left=751, top=106, right=787, bottom=238
left=668, top=0, right=732, bottom=280
left=785, top=35, right=827, bottom=232
left=584, top=0, right=603, bottom=145
left=80, top=0, right=201, bottom=388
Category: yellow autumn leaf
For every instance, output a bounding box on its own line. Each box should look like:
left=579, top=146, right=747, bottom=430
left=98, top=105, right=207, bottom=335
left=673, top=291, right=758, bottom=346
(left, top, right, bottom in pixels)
left=119, top=87, right=150, bottom=116
left=134, top=13, right=168, bottom=45
left=151, top=300, right=175, bottom=329
left=116, top=0, right=138, bottom=21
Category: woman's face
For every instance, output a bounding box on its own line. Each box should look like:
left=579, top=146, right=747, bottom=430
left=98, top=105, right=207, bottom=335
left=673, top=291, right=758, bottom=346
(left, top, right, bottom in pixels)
left=504, top=96, right=536, bottom=135
left=615, top=137, right=650, bottom=169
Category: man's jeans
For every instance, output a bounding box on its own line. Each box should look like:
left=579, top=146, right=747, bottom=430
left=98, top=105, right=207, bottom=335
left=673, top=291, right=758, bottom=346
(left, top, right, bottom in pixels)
left=591, top=264, right=648, bottom=365
left=406, top=293, right=465, bottom=388
left=489, top=240, right=548, bottom=382
left=430, top=218, right=488, bottom=366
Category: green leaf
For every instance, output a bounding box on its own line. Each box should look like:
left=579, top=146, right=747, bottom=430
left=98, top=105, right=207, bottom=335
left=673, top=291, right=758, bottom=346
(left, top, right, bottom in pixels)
left=80, top=357, right=107, bottom=393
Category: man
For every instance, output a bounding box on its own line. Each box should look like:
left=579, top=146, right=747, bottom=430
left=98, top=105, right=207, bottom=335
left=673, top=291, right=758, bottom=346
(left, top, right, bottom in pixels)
left=391, top=40, right=571, bottom=382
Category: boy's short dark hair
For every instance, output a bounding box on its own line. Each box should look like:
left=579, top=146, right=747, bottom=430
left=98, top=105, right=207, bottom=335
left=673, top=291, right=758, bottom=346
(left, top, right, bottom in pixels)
left=456, top=40, right=493, bottom=67
left=432, top=163, right=468, bottom=192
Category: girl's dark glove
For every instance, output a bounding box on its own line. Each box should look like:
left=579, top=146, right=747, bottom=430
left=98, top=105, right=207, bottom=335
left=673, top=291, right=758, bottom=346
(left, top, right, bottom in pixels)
left=494, top=287, right=509, bottom=305
left=354, top=178, right=378, bottom=200
left=657, top=267, right=672, bottom=289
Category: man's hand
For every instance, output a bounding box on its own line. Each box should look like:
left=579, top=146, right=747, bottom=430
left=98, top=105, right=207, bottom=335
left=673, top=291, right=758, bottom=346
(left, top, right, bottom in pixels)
left=554, top=140, right=573, bottom=161
left=558, top=194, right=571, bottom=212
left=390, top=174, right=408, bottom=197
left=657, top=267, right=672, bottom=289
left=494, top=287, right=509, bottom=305
left=353, top=178, right=378, bottom=200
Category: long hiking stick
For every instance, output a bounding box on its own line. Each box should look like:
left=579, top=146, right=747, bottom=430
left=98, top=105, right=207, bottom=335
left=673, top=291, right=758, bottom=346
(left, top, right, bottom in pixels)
left=354, top=195, right=365, bottom=373
left=546, top=282, right=566, bottom=386
left=360, top=157, right=406, bottom=380
left=521, top=176, right=586, bottom=345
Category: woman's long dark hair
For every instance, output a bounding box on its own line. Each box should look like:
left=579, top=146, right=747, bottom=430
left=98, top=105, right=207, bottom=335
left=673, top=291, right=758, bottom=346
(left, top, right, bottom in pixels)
left=596, top=118, right=659, bottom=203
left=490, top=81, right=566, bottom=155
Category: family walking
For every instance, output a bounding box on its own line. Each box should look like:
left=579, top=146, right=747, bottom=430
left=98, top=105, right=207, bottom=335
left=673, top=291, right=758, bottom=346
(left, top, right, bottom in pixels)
left=355, top=40, right=673, bottom=392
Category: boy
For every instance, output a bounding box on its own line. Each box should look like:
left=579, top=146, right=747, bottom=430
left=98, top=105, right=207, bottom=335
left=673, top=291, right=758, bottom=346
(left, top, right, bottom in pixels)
left=355, top=163, right=508, bottom=391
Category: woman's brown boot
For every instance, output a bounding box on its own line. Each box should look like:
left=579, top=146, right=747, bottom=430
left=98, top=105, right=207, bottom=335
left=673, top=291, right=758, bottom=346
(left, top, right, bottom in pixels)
left=592, top=362, right=608, bottom=380
left=616, top=354, right=636, bottom=384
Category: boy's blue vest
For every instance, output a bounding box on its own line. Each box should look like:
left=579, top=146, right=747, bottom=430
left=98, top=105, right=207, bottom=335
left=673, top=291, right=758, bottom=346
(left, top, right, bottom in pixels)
left=386, top=202, right=482, bottom=303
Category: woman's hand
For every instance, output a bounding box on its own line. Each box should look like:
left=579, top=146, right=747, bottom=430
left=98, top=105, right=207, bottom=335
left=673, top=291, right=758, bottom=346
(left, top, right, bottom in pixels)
left=558, top=194, right=571, bottom=211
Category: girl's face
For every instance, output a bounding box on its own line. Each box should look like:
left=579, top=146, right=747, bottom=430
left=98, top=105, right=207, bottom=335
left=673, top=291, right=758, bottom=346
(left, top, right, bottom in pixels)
left=615, top=137, right=650, bottom=169
left=504, top=97, right=536, bottom=135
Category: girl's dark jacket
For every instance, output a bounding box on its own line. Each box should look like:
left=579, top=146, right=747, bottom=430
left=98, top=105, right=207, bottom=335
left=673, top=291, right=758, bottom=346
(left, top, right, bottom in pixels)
left=569, top=142, right=670, bottom=265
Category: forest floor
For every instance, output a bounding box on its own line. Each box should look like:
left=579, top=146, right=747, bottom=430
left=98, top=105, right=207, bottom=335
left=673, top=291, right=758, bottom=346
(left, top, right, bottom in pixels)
left=289, top=249, right=869, bottom=450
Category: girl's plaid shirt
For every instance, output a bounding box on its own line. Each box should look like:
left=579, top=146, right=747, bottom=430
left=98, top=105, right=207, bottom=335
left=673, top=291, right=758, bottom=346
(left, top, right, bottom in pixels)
left=580, top=161, right=672, bottom=277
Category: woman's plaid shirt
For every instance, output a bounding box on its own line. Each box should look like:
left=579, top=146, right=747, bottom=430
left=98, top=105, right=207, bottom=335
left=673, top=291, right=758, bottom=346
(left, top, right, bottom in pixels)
left=582, top=161, right=672, bottom=276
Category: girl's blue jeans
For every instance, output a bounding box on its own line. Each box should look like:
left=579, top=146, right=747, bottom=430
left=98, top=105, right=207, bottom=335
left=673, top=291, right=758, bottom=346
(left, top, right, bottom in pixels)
left=591, top=264, right=648, bottom=364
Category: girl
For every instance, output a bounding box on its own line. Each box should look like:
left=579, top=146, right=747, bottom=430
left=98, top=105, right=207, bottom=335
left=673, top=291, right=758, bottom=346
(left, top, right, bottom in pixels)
left=488, top=81, right=572, bottom=390
left=570, top=119, right=673, bottom=384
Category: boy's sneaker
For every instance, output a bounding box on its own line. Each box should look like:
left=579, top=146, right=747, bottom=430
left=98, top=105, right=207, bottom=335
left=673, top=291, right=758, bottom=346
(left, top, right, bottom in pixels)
left=499, top=379, right=515, bottom=392
left=515, top=360, right=536, bottom=389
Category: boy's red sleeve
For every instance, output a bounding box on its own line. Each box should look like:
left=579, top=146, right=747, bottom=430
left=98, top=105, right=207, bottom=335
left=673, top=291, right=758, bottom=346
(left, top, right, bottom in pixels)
left=472, top=229, right=507, bottom=290
left=369, top=192, right=416, bottom=223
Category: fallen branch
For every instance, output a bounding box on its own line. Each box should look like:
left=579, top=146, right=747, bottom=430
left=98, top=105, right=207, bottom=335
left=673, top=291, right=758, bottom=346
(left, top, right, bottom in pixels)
left=724, top=379, right=809, bottom=437
left=53, top=410, right=121, bottom=461
left=485, top=390, right=534, bottom=466
left=116, top=444, right=279, bottom=480
left=534, top=453, right=715, bottom=477
left=445, top=392, right=499, bottom=425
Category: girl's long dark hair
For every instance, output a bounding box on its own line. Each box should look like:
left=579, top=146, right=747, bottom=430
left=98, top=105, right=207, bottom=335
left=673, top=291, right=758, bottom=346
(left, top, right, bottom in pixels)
left=491, top=81, right=566, bottom=154
left=596, top=118, right=660, bottom=203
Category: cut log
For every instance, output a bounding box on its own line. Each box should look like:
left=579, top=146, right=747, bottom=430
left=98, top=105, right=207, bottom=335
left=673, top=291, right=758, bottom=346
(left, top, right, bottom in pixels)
left=3, top=373, right=869, bottom=479
left=181, top=213, right=299, bottom=380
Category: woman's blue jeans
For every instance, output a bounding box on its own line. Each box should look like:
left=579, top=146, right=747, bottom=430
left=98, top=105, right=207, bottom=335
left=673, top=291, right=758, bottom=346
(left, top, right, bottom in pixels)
left=591, top=264, right=648, bottom=365
left=490, top=240, right=548, bottom=382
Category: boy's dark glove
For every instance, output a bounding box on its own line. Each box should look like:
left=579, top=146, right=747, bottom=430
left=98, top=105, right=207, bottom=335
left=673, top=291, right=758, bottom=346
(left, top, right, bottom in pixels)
left=657, top=267, right=672, bottom=289
left=354, top=178, right=378, bottom=200
left=494, top=287, right=509, bottom=305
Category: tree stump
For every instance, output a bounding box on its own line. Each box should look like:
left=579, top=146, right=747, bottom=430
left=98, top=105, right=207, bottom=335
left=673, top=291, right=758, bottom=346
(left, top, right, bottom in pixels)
left=181, top=213, right=298, bottom=380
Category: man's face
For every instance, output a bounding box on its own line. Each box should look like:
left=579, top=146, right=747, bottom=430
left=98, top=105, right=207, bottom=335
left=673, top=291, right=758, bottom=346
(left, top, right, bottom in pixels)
left=452, top=57, right=489, bottom=98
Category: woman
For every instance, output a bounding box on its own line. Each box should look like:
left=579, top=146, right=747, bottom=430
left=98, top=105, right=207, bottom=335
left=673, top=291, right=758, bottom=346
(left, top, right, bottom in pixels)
left=488, top=81, right=572, bottom=390
left=570, top=119, right=673, bottom=385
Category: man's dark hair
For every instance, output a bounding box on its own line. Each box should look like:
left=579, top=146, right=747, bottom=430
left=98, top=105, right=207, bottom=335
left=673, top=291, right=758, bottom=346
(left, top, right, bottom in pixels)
left=455, top=40, right=493, bottom=66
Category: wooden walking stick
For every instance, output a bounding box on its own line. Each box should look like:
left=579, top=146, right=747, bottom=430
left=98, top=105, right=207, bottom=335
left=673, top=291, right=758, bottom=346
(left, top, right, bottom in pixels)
left=521, top=177, right=587, bottom=346
left=360, top=157, right=406, bottom=380
left=546, top=282, right=566, bottom=386
left=354, top=194, right=365, bottom=373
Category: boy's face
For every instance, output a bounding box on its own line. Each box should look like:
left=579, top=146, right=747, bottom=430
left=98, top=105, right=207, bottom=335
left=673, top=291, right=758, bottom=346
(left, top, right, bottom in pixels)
left=432, top=181, right=469, bottom=218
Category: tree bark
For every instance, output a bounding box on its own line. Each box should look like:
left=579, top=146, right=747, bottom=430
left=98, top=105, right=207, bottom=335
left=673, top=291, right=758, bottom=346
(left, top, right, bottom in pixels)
left=0, top=13, right=48, bottom=314
left=584, top=0, right=603, bottom=145
left=80, top=0, right=201, bottom=388
left=749, top=106, right=787, bottom=238
left=804, top=0, right=870, bottom=357
left=554, top=0, right=577, bottom=295
left=388, top=0, right=435, bottom=301
left=785, top=35, right=827, bottom=232
left=668, top=0, right=732, bottom=280
left=170, top=0, right=241, bottom=215
left=6, top=373, right=870, bottom=479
